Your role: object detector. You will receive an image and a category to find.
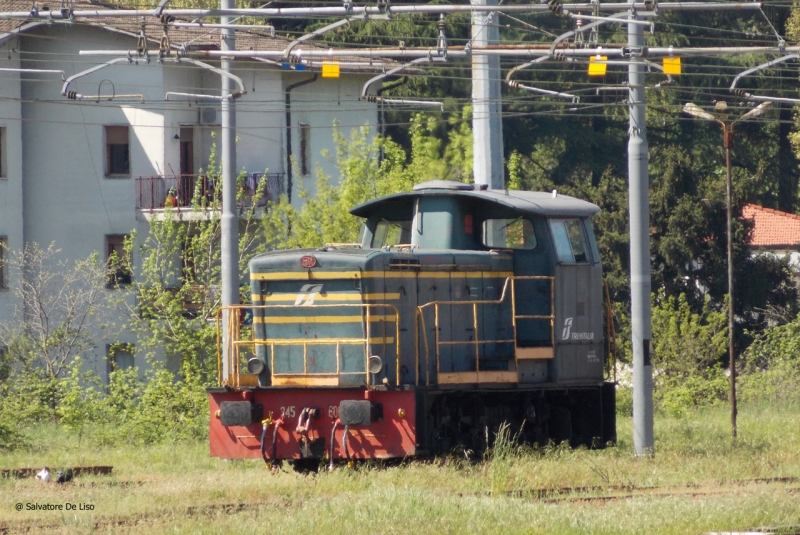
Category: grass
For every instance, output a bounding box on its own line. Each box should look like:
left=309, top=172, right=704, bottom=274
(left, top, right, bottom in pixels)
left=2, top=403, right=800, bottom=534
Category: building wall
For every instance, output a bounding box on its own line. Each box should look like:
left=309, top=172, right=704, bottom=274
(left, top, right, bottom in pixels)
left=230, top=66, right=285, bottom=178
left=0, top=24, right=378, bottom=379
left=284, top=72, right=377, bottom=209
left=0, top=50, right=23, bottom=329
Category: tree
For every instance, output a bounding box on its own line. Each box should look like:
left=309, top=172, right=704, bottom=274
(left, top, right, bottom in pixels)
left=112, top=142, right=270, bottom=383
left=0, top=243, right=111, bottom=379
left=266, top=117, right=474, bottom=249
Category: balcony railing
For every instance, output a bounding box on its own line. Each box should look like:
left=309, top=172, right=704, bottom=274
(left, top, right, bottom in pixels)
left=135, top=173, right=285, bottom=211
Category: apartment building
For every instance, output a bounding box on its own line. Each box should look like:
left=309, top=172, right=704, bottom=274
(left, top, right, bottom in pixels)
left=0, top=2, right=381, bottom=378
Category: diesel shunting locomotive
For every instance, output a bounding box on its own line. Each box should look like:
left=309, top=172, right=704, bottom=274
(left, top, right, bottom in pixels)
left=209, top=180, right=616, bottom=467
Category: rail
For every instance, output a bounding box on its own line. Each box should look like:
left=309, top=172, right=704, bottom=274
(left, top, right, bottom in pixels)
left=216, top=303, right=400, bottom=389
left=415, top=276, right=555, bottom=386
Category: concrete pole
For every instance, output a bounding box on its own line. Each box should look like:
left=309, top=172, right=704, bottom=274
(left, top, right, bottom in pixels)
left=220, top=0, right=238, bottom=382
left=627, top=0, right=654, bottom=456
left=471, top=0, right=504, bottom=189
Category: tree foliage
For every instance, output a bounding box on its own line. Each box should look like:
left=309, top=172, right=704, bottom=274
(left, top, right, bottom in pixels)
left=112, top=141, right=269, bottom=382
left=263, top=115, right=474, bottom=248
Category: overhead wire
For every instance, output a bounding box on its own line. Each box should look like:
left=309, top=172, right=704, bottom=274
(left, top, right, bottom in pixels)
left=0, top=5, right=794, bottom=129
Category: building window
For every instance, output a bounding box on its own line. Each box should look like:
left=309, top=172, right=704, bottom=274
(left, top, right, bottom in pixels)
left=105, top=125, right=130, bottom=176
left=107, top=343, right=135, bottom=381
left=180, top=127, right=194, bottom=176
left=106, top=235, right=132, bottom=288
left=299, top=123, right=311, bottom=176
left=0, top=126, right=6, bottom=178
left=0, top=236, right=7, bottom=290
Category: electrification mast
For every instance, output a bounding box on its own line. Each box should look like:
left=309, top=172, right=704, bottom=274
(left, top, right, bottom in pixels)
left=471, top=0, right=505, bottom=189
left=627, top=0, right=654, bottom=456
left=220, top=0, right=238, bottom=381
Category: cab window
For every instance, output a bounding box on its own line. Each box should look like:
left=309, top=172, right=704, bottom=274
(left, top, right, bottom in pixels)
left=549, top=219, right=590, bottom=263
left=482, top=218, right=537, bottom=250
left=371, top=220, right=411, bottom=248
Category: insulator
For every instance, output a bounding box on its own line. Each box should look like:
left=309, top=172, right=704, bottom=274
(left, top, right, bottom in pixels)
left=548, top=0, right=563, bottom=16
left=438, top=18, right=445, bottom=31
left=508, top=81, right=520, bottom=89
left=160, top=14, right=175, bottom=24
left=732, top=89, right=748, bottom=98
left=67, top=91, right=77, bottom=100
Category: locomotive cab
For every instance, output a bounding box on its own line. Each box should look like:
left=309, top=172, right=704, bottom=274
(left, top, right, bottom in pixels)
left=209, top=180, right=615, bottom=463
left=353, top=180, right=606, bottom=387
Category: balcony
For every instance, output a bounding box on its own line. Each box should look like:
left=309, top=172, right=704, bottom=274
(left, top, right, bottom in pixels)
left=135, top=173, right=286, bottom=212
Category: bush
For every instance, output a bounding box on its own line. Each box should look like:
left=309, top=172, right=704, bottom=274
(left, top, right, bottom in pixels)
left=53, top=358, right=209, bottom=447
left=739, top=314, right=800, bottom=405
left=658, top=368, right=729, bottom=418
left=0, top=420, right=26, bottom=451
left=616, top=386, right=633, bottom=417
left=650, top=291, right=729, bottom=416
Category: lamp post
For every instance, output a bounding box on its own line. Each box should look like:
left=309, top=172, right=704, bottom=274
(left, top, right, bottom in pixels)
left=682, top=101, right=771, bottom=438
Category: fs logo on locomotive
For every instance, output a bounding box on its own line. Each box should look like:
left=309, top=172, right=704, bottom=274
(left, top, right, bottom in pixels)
left=561, top=317, right=595, bottom=341
left=294, top=284, right=323, bottom=306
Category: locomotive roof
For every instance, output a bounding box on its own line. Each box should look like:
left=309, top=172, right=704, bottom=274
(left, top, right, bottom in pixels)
left=350, top=180, right=600, bottom=218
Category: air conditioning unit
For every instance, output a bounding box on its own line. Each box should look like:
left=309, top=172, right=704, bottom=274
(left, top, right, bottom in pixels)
left=198, top=107, right=218, bottom=125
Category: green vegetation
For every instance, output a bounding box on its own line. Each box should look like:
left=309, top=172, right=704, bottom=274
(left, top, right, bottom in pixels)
left=0, top=122, right=482, bottom=451
left=4, top=9, right=800, bottom=527
left=1, top=405, right=799, bottom=534
left=2, top=119, right=800, bottom=451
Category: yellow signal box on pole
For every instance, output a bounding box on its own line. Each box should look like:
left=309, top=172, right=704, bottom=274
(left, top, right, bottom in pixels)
left=663, top=57, right=681, bottom=75
left=322, top=61, right=340, bottom=78
left=588, top=56, right=608, bottom=76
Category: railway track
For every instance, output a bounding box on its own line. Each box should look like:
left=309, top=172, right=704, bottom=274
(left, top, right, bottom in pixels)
left=497, top=476, right=800, bottom=502
left=1, top=476, right=796, bottom=533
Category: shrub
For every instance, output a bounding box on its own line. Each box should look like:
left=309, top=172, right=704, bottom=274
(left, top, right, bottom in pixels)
left=50, top=357, right=208, bottom=447
left=650, top=291, right=729, bottom=416
left=739, top=314, right=800, bottom=405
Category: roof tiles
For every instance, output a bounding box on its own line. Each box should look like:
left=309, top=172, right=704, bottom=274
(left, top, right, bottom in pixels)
left=742, top=203, right=800, bottom=248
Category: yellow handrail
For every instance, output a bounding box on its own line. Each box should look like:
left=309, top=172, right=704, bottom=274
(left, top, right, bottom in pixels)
left=415, top=276, right=555, bottom=385
left=216, top=303, right=401, bottom=388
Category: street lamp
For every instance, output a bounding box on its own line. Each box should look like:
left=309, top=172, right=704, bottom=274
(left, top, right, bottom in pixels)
left=682, top=100, right=771, bottom=438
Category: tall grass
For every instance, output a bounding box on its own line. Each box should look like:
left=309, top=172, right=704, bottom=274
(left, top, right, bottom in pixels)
left=2, top=403, right=799, bottom=534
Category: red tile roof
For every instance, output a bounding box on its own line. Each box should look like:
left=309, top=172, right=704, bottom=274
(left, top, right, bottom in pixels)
left=742, top=203, right=800, bottom=248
